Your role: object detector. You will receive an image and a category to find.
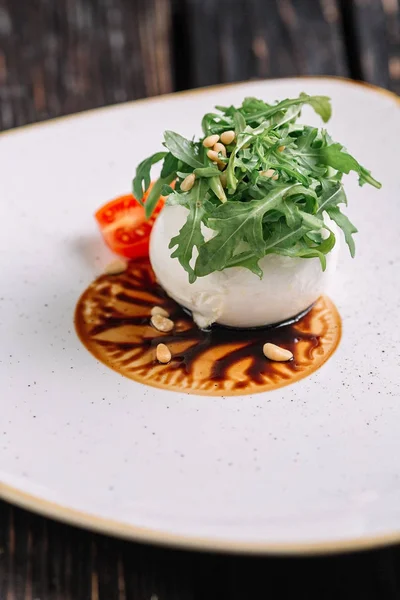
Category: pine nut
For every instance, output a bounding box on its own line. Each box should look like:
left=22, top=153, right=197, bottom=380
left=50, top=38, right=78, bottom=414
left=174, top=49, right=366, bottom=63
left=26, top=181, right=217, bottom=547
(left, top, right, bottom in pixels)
left=203, top=134, right=220, bottom=148
left=207, top=149, right=220, bottom=162
left=213, top=142, right=227, bottom=157
left=151, top=314, right=174, bottom=332
left=263, top=343, right=293, bottom=362
left=272, top=173, right=279, bottom=180
left=278, top=145, right=285, bottom=152
left=260, top=169, right=275, bottom=178
left=219, top=172, right=227, bottom=187
left=156, top=343, right=172, bottom=364
left=181, top=173, right=196, bottom=192
left=151, top=306, right=169, bottom=318
left=104, top=259, right=127, bottom=275
left=220, top=130, right=235, bottom=145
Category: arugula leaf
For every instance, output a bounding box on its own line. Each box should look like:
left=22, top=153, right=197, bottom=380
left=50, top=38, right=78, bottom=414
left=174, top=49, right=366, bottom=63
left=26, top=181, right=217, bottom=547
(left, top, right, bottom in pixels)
left=288, top=128, right=327, bottom=177
left=289, top=136, right=382, bottom=189
left=163, top=131, right=203, bottom=169
left=160, top=152, right=178, bottom=178
left=225, top=252, right=263, bottom=278
left=233, top=111, right=246, bottom=135
left=144, top=173, right=175, bottom=218
left=132, top=151, right=167, bottom=202
left=226, top=122, right=269, bottom=194
left=201, top=112, right=218, bottom=136
left=266, top=162, right=309, bottom=185
left=274, top=231, right=336, bottom=270
left=271, top=105, right=302, bottom=128
left=301, top=93, right=332, bottom=122
left=195, top=184, right=300, bottom=276
left=169, top=179, right=208, bottom=283
left=281, top=199, right=301, bottom=229
left=317, top=180, right=347, bottom=213
left=161, top=184, right=175, bottom=196
left=193, top=166, right=221, bottom=178
left=263, top=221, right=308, bottom=253
left=201, top=112, right=232, bottom=136
left=298, top=210, right=324, bottom=231
left=243, top=94, right=331, bottom=124
left=320, top=144, right=381, bottom=188
left=326, top=206, right=357, bottom=257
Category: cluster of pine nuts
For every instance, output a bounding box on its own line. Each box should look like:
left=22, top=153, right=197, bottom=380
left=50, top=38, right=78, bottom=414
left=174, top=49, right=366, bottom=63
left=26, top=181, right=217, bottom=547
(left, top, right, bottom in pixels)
left=150, top=306, right=174, bottom=363
left=181, top=132, right=283, bottom=189
left=202, top=131, right=236, bottom=172
left=263, top=343, right=293, bottom=362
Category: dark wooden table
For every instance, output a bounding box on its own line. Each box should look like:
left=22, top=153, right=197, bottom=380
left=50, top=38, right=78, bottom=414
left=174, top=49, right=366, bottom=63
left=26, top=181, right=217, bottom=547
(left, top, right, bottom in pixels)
left=0, top=0, right=399, bottom=131
left=2, top=499, right=400, bottom=600
left=1, top=1, right=400, bottom=597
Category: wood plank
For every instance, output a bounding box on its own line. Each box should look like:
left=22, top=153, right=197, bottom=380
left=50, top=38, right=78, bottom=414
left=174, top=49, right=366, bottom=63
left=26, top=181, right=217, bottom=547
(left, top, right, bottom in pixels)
left=178, top=0, right=349, bottom=88
left=3, top=500, right=400, bottom=599
left=0, top=0, right=173, bottom=131
left=350, top=0, right=400, bottom=94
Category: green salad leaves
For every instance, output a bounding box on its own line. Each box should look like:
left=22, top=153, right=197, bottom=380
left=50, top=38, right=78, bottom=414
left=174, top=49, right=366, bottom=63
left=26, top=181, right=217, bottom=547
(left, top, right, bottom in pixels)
left=132, top=93, right=381, bottom=283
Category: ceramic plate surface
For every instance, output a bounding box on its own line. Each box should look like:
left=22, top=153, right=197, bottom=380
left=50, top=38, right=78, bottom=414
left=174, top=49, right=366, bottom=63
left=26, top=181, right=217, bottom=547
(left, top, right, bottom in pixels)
left=1, top=78, right=399, bottom=554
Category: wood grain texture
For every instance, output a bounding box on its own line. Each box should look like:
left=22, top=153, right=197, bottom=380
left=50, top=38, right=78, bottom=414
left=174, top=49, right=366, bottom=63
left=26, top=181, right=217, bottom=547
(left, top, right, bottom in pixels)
left=177, top=0, right=349, bottom=88
left=0, top=0, right=173, bottom=130
left=2, top=500, right=400, bottom=600
left=349, top=0, right=400, bottom=94
left=1, top=0, right=399, bottom=131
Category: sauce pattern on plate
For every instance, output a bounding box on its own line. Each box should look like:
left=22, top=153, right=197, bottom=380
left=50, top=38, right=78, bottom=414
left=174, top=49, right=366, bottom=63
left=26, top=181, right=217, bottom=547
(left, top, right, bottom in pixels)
left=75, top=259, right=341, bottom=396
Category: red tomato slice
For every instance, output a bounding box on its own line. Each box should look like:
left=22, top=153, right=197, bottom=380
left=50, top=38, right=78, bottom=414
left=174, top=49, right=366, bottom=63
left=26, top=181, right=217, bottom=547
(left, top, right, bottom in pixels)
left=95, top=192, right=164, bottom=259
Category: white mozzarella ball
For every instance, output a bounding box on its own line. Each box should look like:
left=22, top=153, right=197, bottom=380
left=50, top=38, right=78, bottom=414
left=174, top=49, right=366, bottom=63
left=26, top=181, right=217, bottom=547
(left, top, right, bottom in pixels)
left=150, top=205, right=339, bottom=328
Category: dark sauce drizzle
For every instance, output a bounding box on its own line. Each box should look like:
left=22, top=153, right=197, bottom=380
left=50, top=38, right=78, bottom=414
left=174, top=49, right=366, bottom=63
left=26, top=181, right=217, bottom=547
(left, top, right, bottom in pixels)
left=75, top=259, right=341, bottom=395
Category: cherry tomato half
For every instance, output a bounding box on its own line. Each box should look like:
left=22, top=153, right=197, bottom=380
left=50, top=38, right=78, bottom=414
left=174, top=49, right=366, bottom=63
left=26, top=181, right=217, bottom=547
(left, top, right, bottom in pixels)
left=95, top=192, right=164, bottom=259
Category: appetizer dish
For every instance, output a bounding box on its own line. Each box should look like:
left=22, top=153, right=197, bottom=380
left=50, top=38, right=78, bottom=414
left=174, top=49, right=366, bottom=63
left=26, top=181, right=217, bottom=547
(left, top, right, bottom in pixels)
left=76, top=93, right=380, bottom=395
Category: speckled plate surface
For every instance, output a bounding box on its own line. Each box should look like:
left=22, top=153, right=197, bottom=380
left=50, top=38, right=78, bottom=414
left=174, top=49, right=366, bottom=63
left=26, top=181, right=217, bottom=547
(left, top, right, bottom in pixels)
left=1, top=78, right=399, bottom=554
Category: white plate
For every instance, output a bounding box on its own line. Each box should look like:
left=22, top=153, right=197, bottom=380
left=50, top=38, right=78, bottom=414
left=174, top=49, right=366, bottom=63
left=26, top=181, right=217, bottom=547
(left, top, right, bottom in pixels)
left=1, top=78, right=399, bottom=554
